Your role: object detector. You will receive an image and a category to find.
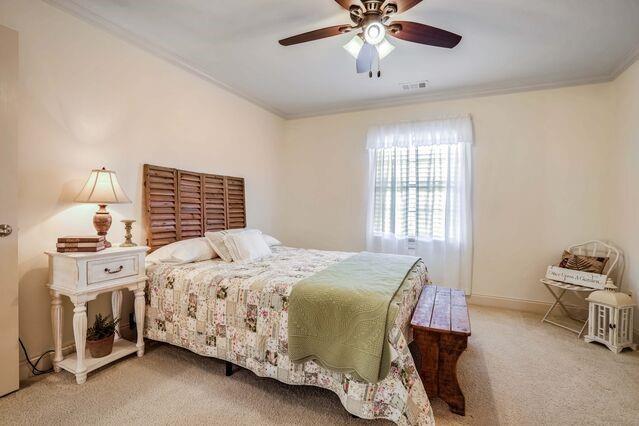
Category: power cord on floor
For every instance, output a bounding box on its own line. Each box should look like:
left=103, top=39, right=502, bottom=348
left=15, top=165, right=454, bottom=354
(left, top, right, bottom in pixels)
left=18, top=338, right=54, bottom=376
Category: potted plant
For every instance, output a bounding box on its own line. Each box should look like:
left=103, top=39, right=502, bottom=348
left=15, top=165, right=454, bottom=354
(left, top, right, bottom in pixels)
left=86, top=314, right=119, bottom=358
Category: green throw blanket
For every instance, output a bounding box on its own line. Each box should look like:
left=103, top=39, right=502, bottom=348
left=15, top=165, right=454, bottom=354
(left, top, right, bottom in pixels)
left=288, top=252, right=420, bottom=383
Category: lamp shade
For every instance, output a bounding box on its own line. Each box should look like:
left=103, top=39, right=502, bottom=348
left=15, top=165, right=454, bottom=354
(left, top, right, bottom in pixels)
left=74, top=167, right=131, bottom=204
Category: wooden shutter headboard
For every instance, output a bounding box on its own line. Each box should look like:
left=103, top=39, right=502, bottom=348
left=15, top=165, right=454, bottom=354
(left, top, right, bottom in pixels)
left=143, top=164, right=246, bottom=251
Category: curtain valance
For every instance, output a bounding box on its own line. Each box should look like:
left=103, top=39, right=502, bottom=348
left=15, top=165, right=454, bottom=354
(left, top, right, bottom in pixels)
left=366, top=115, right=474, bottom=149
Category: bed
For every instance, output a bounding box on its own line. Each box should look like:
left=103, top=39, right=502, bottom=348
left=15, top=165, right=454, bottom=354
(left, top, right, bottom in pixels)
left=142, top=164, right=435, bottom=425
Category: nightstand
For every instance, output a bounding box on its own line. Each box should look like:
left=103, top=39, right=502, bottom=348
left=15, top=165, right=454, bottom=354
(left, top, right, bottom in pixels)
left=46, top=246, right=148, bottom=384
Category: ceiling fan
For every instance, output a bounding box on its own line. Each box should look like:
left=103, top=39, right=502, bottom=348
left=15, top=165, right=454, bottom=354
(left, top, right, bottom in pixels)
left=278, top=0, right=462, bottom=78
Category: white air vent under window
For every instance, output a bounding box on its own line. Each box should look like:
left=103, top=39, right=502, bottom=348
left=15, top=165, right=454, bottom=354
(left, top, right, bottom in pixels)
left=400, top=81, right=429, bottom=91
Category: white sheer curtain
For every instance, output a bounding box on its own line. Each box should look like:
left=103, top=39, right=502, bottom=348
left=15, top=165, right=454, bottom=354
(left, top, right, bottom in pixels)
left=366, top=116, right=474, bottom=294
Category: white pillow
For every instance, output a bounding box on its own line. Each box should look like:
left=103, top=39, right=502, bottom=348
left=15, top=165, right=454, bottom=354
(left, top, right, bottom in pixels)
left=205, top=229, right=244, bottom=262
left=262, top=234, right=282, bottom=247
left=146, top=237, right=216, bottom=266
left=224, top=230, right=272, bottom=262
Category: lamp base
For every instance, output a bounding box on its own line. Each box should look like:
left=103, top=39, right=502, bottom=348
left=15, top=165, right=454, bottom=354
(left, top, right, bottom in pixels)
left=93, top=204, right=113, bottom=248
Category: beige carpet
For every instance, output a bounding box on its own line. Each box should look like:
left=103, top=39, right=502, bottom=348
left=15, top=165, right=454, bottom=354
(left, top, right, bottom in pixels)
left=2, top=306, right=638, bottom=425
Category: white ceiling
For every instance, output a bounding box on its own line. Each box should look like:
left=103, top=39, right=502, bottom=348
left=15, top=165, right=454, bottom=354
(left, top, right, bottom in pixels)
left=48, top=0, right=639, bottom=118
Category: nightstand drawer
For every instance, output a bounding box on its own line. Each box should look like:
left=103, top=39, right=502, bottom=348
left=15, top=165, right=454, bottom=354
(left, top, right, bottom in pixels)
left=87, top=255, right=138, bottom=285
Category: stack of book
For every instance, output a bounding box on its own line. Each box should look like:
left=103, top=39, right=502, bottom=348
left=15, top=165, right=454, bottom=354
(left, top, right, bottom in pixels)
left=57, top=236, right=106, bottom=253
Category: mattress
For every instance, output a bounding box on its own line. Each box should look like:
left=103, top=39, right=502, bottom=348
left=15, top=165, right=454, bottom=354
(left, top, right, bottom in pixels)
left=144, top=246, right=434, bottom=425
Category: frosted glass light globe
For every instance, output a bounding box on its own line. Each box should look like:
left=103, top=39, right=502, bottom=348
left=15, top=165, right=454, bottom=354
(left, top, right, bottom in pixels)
left=343, top=35, right=364, bottom=59
left=364, top=22, right=385, bottom=45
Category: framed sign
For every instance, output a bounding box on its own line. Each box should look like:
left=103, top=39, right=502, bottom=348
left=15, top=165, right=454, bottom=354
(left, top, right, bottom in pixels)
left=545, top=266, right=607, bottom=290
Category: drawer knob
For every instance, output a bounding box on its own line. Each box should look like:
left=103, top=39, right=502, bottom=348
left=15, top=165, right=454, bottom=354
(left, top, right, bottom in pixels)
left=104, top=265, right=124, bottom=274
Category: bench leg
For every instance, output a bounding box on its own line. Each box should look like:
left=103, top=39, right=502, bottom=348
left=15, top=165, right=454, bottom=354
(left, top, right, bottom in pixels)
left=414, top=331, right=440, bottom=397
left=438, top=334, right=467, bottom=416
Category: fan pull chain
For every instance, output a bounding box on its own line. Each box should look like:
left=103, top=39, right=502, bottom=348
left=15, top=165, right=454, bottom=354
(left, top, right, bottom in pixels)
left=369, top=61, right=382, bottom=79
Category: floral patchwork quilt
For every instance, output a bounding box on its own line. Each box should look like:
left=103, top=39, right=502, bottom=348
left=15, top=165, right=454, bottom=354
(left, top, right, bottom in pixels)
left=145, top=246, right=434, bottom=425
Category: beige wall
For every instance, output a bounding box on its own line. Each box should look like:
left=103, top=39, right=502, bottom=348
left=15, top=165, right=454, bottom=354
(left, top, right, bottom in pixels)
left=0, top=0, right=284, bottom=375
left=611, top=59, right=639, bottom=331
left=279, top=84, right=616, bottom=305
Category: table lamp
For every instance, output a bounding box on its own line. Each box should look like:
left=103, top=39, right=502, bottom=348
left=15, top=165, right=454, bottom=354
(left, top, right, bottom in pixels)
left=74, top=167, right=131, bottom=248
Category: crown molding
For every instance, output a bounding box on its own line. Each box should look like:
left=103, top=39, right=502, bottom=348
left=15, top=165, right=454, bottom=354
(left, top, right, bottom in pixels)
left=284, top=73, right=615, bottom=119
left=610, top=43, right=639, bottom=80
left=43, top=0, right=639, bottom=121
left=43, top=0, right=288, bottom=119
left=284, top=42, right=639, bottom=119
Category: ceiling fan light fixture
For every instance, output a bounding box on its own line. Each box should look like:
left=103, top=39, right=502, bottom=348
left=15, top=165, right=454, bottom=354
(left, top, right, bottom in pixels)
left=343, top=35, right=364, bottom=59
left=364, top=22, right=385, bottom=45
left=279, top=0, right=462, bottom=76
left=376, top=37, right=395, bottom=60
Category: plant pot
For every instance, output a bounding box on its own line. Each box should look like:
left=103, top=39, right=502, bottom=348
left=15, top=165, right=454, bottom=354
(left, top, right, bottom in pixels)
left=87, top=334, right=115, bottom=358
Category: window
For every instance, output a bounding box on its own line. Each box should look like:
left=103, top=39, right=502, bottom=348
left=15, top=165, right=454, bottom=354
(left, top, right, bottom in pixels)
left=373, top=144, right=458, bottom=241
left=366, top=116, right=474, bottom=293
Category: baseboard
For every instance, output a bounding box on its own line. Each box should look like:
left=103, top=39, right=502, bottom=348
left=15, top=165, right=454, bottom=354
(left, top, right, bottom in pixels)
left=19, top=323, right=132, bottom=382
left=468, top=293, right=588, bottom=315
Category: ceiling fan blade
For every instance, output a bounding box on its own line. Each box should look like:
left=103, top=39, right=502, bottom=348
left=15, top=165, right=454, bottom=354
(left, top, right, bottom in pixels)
left=335, top=0, right=363, bottom=10
left=356, top=42, right=378, bottom=74
left=384, top=0, right=423, bottom=13
left=388, top=21, right=462, bottom=48
left=279, top=25, right=353, bottom=46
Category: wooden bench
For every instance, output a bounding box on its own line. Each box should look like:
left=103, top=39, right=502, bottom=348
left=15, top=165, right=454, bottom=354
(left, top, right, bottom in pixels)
left=411, top=285, right=471, bottom=416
